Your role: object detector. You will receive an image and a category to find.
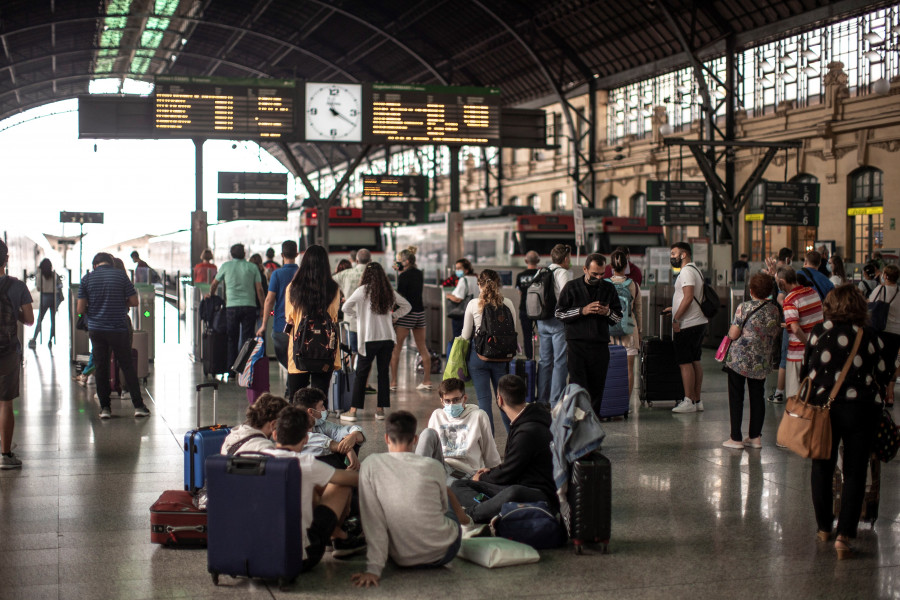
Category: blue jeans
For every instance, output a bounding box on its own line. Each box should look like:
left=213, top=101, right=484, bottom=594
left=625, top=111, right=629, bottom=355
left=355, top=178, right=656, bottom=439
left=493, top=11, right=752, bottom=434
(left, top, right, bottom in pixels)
left=468, top=353, right=510, bottom=434
left=347, top=330, right=359, bottom=355
left=537, top=318, right=568, bottom=408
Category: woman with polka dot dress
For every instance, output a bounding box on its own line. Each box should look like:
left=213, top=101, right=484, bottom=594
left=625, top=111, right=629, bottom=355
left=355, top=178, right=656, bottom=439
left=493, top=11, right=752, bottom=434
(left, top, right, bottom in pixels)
left=801, top=284, right=893, bottom=560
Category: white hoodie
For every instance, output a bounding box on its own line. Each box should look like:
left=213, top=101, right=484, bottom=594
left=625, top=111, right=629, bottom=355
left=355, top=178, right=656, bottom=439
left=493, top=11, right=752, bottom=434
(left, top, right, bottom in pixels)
left=220, top=423, right=275, bottom=455
left=426, top=404, right=501, bottom=475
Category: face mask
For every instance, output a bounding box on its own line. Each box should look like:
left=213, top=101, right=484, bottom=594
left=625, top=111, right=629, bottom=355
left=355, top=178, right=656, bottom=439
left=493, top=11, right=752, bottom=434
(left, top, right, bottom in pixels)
left=826, top=263, right=833, bottom=273
left=444, top=403, right=465, bottom=418
left=670, top=256, right=682, bottom=268
left=455, top=269, right=464, bottom=278
left=314, top=412, right=327, bottom=427
left=587, top=275, right=601, bottom=286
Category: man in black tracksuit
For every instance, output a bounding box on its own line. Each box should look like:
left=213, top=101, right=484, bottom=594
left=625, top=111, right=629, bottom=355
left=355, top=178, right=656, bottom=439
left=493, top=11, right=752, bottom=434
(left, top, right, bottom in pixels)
left=555, top=253, right=623, bottom=417
left=451, top=375, right=556, bottom=523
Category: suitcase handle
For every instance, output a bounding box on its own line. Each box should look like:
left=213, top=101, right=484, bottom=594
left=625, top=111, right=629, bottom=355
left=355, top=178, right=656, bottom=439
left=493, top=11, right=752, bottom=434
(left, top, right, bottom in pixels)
left=196, top=382, right=219, bottom=392
left=226, top=454, right=269, bottom=476
left=196, top=383, right=219, bottom=428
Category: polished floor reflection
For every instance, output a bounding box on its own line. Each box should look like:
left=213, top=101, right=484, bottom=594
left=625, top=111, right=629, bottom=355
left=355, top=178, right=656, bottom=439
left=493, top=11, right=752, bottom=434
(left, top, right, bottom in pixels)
left=2, top=313, right=898, bottom=600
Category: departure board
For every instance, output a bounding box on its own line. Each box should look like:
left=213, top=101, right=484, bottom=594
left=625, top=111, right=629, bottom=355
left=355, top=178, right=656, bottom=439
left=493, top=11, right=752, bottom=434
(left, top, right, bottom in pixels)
left=367, top=84, right=501, bottom=145
left=154, top=76, right=296, bottom=140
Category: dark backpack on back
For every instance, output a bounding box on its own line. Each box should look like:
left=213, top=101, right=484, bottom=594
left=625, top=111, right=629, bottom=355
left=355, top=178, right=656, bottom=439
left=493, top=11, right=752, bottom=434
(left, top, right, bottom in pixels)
left=0, top=278, right=18, bottom=356
left=525, top=267, right=557, bottom=320
left=292, top=309, right=338, bottom=373
left=687, top=265, right=719, bottom=318
left=475, top=303, right=518, bottom=361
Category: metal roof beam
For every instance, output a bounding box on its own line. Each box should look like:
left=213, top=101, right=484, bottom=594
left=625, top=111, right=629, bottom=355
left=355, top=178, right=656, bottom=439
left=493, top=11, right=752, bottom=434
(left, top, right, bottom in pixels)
left=202, top=0, right=274, bottom=76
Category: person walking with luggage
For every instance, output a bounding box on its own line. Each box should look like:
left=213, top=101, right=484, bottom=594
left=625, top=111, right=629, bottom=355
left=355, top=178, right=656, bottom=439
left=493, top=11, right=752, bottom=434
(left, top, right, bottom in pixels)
left=461, top=269, right=518, bottom=433
left=446, top=258, right=478, bottom=338
left=868, top=264, right=900, bottom=408
left=284, top=245, right=342, bottom=400
left=0, top=239, right=34, bottom=468
left=209, top=244, right=266, bottom=373
left=777, top=266, right=824, bottom=399
left=77, top=253, right=151, bottom=419
left=515, top=251, right=540, bottom=360
left=606, top=250, right=642, bottom=398
left=389, top=246, right=434, bottom=391
left=666, top=242, right=709, bottom=413
left=257, top=241, right=299, bottom=387
left=29, top=258, right=61, bottom=349
left=341, top=263, right=411, bottom=422
left=555, top=253, right=623, bottom=417
left=721, top=273, right=781, bottom=449
left=192, top=248, right=217, bottom=284
left=536, top=244, right=573, bottom=407
left=802, top=285, right=891, bottom=560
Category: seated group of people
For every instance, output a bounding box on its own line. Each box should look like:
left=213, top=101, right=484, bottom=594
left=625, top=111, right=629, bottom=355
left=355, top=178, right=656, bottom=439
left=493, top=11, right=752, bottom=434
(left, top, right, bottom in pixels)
left=219, top=373, right=556, bottom=587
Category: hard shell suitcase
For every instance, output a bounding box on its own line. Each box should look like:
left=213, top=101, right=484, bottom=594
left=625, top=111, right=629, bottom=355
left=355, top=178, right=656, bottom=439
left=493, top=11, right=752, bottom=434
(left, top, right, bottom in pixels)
left=202, top=328, right=229, bottom=377
left=150, top=489, right=207, bottom=547
left=131, top=329, right=150, bottom=380
left=599, top=345, right=630, bottom=419
left=833, top=446, right=880, bottom=526
left=639, top=315, right=684, bottom=406
left=206, top=454, right=302, bottom=587
left=509, top=358, right=538, bottom=403
left=246, top=357, right=271, bottom=404
left=109, top=348, right=139, bottom=396
left=183, top=383, right=230, bottom=493
left=330, top=322, right=355, bottom=413
left=566, top=450, right=611, bottom=554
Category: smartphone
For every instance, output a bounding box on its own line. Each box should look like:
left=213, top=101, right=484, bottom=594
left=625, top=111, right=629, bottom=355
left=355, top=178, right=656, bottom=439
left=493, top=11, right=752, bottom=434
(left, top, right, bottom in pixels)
left=473, top=493, right=489, bottom=503
left=283, top=322, right=293, bottom=334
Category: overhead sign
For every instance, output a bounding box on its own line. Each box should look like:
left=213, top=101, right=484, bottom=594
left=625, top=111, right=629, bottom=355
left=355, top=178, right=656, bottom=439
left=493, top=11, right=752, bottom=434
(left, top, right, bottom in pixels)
left=217, top=199, right=288, bottom=222
left=218, top=172, right=288, bottom=194
left=646, top=181, right=707, bottom=226
left=361, top=175, right=429, bottom=198
left=573, top=202, right=585, bottom=247
left=847, top=206, right=883, bottom=216
left=744, top=213, right=764, bottom=222
left=763, top=181, right=819, bottom=226
left=362, top=200, right=426, bottom=224
left=60, top=211, right=104, bottom=224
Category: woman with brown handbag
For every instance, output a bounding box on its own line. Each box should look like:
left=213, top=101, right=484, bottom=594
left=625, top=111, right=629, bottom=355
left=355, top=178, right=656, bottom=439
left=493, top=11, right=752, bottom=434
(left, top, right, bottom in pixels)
left=801, top=284, right=892, bottom=559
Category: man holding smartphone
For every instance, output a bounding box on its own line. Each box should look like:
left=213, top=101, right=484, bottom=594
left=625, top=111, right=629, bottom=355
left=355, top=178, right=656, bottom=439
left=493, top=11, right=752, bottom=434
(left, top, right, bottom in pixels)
left=555, top=253, right=623, bottom=417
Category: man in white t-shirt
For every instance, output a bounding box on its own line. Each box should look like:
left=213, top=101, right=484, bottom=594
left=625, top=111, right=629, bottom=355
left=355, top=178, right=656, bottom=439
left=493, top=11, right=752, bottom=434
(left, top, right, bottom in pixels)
left=260, top=406, right=365, bottom=571
left=665, top=242, right=709, bottom=413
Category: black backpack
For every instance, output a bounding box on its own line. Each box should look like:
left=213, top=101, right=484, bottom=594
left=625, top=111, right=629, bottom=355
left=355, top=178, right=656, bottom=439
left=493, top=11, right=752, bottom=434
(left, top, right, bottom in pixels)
left=525, top=267, right=557, bottom=320
left=475, top=303, right=518, bottom=361
left=0, top=277, right=19, bottom=356
left=292, top=309, right=338, bottom=373
left=687, top=265, right=720, bottom=318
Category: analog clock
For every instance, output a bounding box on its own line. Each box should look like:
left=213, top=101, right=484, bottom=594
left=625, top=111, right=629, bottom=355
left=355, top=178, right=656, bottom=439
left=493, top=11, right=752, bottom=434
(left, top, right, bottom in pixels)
left=304, top=82, right=363, bottom=142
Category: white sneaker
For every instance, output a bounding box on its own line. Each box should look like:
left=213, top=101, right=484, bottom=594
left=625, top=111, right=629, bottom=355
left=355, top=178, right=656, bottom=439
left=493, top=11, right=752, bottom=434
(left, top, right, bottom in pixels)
left=672, top=398, right=697, bottom=413
left=695, top=400, right=704, bottom=412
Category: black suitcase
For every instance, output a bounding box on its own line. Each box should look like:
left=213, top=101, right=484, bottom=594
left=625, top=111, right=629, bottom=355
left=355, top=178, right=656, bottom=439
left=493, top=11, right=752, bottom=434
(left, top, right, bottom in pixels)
left=202, top=328, right=229, bottom=377
left=566, top=450, right=611, bottom=554
left=639, top=315, right=684, bottom=406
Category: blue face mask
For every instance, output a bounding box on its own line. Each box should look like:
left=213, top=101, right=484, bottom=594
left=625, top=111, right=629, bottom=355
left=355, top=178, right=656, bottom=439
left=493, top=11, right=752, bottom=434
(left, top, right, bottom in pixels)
left=455, top=269, right=465, bottom=278
left=444, top=403, right=465, bottom=418
left=314, top=412, right=327, bottom=427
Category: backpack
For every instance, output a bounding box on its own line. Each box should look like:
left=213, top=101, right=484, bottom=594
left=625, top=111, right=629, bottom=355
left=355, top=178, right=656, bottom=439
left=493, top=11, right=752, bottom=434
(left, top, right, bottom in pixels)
left=525, top=267, right=557, bottom=320
left=292, top=309, right=338, bottom=373
left=0, top=277, right=18, bottom=356
left=686, top=265, right=719, bottom=318
left=475, top=303, right=518, bottom=361
left=489, top=501, right=567, bottom=550
left=800, top=268, right=827, bottom=300
left=199, top=295, right=227, bottom=334
left=606, top=278, right=634, bottom=336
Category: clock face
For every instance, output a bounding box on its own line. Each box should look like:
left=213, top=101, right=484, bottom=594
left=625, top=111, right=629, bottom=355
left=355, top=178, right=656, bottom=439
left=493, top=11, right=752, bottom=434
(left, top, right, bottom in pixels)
left=304, top=82, right=363, bottom=142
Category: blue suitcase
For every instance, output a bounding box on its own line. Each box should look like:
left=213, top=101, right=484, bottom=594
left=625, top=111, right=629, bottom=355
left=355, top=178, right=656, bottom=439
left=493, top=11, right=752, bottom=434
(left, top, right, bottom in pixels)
left=599, top=345, right=630, bottom=419
left=183, top=383, right=230, bottom=492
left=509, top=358, right=537, bottom=403
left=330, top=365, right=355, bottom=413
left=206, top=453, right=302, bottom=587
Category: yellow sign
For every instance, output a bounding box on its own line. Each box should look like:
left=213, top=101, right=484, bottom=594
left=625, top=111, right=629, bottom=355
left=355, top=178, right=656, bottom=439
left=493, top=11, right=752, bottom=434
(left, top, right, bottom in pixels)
left=744, top=213, right=765, bottom=222
left=847, top=206, right=883, bottom=216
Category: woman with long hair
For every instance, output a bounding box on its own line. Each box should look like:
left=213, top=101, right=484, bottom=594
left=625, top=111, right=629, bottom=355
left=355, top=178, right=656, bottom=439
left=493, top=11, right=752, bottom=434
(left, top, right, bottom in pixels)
left=828, top=254, right=847, bottom=287
left=461, top=269, right=518, bottom=433
left=390, top=246, right=434, bottom=391
left=341, top=262, right=411, bottom=421
left=870, top=264, right=900, bottom=408
left=802, top=284, right=891, bottom=559
left=285, top=245, right=341, bottom=399
left=446, top=258, right=479, bottom=338
left=29, top=258, right=59, bottom=349
left=607, top=250, right=642, bottom=397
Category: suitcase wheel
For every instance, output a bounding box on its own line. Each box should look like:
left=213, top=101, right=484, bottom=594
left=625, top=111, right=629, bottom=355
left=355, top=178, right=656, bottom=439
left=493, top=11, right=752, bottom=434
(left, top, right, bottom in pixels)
left=574, top=543, right=583, bottom=555
left=211, top=572, right=219, bottom=586
left=598, top=541, right=609, bottom=554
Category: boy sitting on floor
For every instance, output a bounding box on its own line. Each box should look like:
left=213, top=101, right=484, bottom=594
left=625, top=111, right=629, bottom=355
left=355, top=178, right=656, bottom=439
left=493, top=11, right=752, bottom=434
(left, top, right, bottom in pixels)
left=292, top=387, right=364, bottom=470
left=351, top=411, right=471, bottom=588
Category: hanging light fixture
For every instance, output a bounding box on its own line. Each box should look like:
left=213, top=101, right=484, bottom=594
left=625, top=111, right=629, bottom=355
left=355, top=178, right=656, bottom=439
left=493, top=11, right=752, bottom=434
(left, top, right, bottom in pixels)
left=864, top=50, right=883, bottom=62
left=803, top=65, right=819, bottom=77
left=872, top=78, right=891, bottom=94
left=802, top=49, right=819, bottom=61
left=677, top=83, right=692, bottom=95
left=781, top=54, right=797, bottom=67
left=659, top=123, right=674, bottom=136
left=864, top=31, right=884, bottom=45
left=759, top=59, right=775, bottom=72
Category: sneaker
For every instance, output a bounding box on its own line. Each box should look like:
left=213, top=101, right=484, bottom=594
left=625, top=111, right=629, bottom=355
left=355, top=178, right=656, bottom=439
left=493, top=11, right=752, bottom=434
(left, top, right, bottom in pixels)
left=134, top=406, right=151, bottom=418
left=332, top=535, right=367, bottom=558
left=365, top=385, right=377, bottom=395
left=672, top=398, right=697, bottom=413
left=27, top=340, right=36, bottom=349
left=374, top=409, right=386, bottom=421
left=743, top=437, right=762, bottom=449
left=0, top=453, right=22, bottom=469
left=695, top=400, right=704, bottom=412
left=99, top=407, right=112, bottom=420
left=722, top=439, right=744, bottom=449
left=340, top=411, right=358, bottom=422
left=768, top=392, right=785, bottom=404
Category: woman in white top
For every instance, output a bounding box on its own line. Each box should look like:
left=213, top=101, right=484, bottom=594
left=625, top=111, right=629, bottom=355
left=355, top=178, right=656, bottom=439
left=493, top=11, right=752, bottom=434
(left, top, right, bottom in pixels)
left=607, top=250, right=642, bottom=398
left=461, top=269, right=518, bottom=434
left=445, top=258, right=479, bottom=338
left=870, top=264, right=900, bottom=407
left=29, top=258, right=60, bottom=349
left=341, top=262, right=411, bottom=421
left=828, top=254, right=847, bottom=287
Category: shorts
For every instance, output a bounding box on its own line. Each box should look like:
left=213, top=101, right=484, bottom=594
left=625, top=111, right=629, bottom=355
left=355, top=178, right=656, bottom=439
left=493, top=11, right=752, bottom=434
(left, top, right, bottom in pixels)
left=302, top=504, right=339, bottom=572
left=673, top=324, right=706, bottom=365
left=779, top=329, right=789, bottom=369
left=0, top=352, right=20, bottom=402
left=395, top=310, right=426, bottom=330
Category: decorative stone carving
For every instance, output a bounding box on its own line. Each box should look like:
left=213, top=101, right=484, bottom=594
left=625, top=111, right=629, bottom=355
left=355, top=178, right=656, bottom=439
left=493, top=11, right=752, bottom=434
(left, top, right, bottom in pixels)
left=824, top=61, right=849, bottom=121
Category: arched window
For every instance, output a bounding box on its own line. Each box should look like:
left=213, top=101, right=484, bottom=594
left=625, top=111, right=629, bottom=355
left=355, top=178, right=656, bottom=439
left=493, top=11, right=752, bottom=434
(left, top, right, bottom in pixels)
left=849, top=167, right=884, bottom=264
left=603, top=195, right=619, bottom=214
left=630, top=193, right=646, bottom=218
left=529, top=194, right=541, bottom=212
left=509, top=196, right=522, bottom=207
left=552, top=191, right=567, bottom=211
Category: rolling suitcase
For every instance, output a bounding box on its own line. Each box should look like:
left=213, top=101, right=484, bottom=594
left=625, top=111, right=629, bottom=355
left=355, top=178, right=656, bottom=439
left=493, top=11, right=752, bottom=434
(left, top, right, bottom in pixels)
left=509, top=358, right=537, bottom=403
left=202, top=328, right=229, bottom=377
left=330, top=322, right=355, bottom=413
left=599, top=345, right=629, bottom=419
left=246, top=357, right=270, bottom=404
left=206, top=454, right=302, bottom=587
left=183, top=383, right=230, bottom=493
left=832, top=446, right=880, bottom=526
left=150, top=489, right=207, bottom=547
left=566, top=450, right=611, bottom=554
left=131, top=329, right=150, bottom=381
left=639, top=315, right=684, bottom=406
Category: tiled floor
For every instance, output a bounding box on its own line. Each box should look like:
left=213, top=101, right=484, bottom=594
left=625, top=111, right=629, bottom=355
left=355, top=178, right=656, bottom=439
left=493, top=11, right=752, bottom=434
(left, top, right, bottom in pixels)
left=3, top=312, right=898, bottom=599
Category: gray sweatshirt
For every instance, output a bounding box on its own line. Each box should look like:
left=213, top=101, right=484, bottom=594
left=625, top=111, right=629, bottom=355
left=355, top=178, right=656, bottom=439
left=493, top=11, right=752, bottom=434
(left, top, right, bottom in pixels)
left=359, top=453, right=459, bottom=577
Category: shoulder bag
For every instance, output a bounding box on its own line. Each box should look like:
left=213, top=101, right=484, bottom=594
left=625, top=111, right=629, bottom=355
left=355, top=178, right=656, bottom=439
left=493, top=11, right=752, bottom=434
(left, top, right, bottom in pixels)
left=776, top=328, right=863, bottom=459
left=446, top=277, right=473, bottom=319
left=867, top=285, right=898, bottom=332
left=716, top=300, right=768, bottom=362
left=874, top=406, right=900, bottom=463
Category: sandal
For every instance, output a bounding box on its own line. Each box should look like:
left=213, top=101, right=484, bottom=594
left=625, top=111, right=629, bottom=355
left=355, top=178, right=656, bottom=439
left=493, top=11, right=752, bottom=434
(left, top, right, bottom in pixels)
left=835, top=536, right=853, bottom=560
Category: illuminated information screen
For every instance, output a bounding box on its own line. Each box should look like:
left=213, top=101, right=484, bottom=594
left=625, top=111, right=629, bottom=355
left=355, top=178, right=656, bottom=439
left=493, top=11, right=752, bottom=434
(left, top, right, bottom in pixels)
left=362, top=175, right=428, bottom=198
left=154, top=76, right=296, bottom=140
left=367, top=84, right=501, bottom=145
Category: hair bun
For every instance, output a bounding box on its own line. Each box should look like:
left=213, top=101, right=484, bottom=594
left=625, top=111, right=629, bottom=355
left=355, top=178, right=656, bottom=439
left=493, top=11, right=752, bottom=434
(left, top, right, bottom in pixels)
left=407, top=246, right=417, bottom=255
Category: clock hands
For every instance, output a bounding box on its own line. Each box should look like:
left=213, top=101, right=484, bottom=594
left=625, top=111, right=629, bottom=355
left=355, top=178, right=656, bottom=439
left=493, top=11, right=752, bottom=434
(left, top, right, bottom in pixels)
left=329, top=106, right=357, bottom=127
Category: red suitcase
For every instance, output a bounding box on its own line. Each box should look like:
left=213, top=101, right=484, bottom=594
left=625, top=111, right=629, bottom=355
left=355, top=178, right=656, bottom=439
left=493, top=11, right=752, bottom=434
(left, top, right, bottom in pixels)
left=150, top=490, right=207, bottom=547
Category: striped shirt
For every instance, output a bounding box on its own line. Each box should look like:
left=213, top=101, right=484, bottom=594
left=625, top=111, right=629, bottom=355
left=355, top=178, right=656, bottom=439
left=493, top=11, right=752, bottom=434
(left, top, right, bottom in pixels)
left=77, top=265, right=136, bottom=332
left=782, top=286, right=823, bottom=361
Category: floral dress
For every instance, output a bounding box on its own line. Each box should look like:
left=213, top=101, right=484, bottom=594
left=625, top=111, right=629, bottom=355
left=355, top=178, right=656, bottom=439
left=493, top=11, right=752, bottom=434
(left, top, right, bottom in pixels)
left=724, top=299, right=781, bottom=379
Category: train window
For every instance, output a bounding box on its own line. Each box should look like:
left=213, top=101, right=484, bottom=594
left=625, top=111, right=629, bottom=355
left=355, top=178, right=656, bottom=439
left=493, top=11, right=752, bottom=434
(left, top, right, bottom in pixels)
left=328, top=228, right=378, bottom=251
left=602, top=233, right=664, bottom=256
left=476, top=240, right=497, bottom=263
left=521, top=233, right=575, bottom=256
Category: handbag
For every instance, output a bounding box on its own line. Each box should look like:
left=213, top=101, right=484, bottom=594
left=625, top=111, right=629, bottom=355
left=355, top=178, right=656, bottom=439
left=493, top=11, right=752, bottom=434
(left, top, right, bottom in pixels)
left=716, top=300, right=768, bottom=363
left=874, top=406, right=900, bottom=463
left=443, top=337, right=471, bottom=381
left=776, top=328, right=863, bottom=459
left=867, top=286, right=898, bottom=332
left=446, top=277, right=473, bottom=319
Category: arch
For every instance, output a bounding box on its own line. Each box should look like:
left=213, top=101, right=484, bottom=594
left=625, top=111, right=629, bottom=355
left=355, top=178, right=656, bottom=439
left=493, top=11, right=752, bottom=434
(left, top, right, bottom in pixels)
left=848, top=166, right=883, bottom=206
left=848, top=166, right=884, bottom=264
left=789, top=173, right=818, bottom=185
left=528, top=194, right=541, bottom=212
left=552, top=191, right=567, bottom=211
left=630, top=192, right=646, bottom=218
left=603, top=195, right=619, bottom=214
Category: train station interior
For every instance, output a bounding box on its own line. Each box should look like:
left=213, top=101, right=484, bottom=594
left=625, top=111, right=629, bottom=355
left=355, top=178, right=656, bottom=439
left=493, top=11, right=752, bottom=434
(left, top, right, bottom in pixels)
left=1, top=1, right=899, bottom=598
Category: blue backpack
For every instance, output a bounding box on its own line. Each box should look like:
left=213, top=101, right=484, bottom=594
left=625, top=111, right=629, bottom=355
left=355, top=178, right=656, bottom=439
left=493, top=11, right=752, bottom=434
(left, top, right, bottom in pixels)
left=489, top=501, right=567, bottom=549
left=606, top=278, right=634, bottom=336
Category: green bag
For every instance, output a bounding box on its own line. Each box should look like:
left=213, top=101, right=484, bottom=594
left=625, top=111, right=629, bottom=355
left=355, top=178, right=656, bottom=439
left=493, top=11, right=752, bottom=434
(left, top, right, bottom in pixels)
left=443, top=337, right=471, bottom=381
